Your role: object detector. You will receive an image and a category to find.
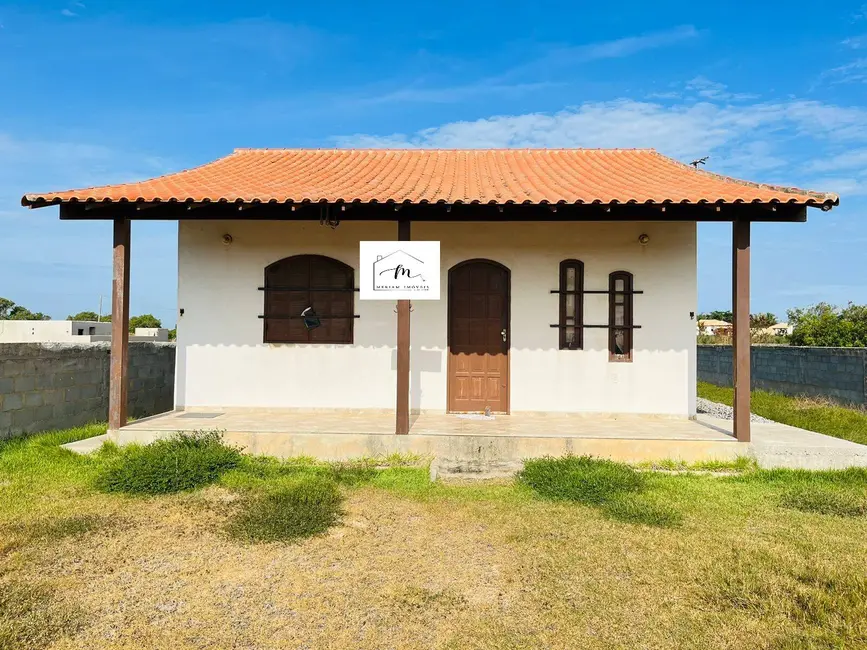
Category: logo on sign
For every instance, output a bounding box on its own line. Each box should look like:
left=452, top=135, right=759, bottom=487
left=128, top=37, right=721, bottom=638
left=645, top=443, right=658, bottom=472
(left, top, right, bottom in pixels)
left=360, top=241, right=440, bottom=300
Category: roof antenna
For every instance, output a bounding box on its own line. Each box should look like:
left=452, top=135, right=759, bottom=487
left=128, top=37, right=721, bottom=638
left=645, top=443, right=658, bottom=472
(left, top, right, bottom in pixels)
left=690, top=156, right=709, bottom=168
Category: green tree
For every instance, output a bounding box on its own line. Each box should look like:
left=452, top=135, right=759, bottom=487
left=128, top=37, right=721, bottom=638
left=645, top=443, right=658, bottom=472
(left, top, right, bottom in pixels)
left=698, top=310, right=733, bottom=323
left=129, top=314, right=161, bottom=332
left=0, top=297, right=14, bottom=319
left=67, top=311, right=100, bottom=321
left=788, top=303, right=867, bottom=347
left=8, top=306, right=50, bottom=320
left=750, top=312, right=778, bottom=329
left=1, top=297, right=50, bottom=320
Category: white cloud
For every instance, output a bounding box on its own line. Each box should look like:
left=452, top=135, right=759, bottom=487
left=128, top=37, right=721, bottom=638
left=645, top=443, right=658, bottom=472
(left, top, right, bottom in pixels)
left=806, top=148, right=867, bottom=172
left=334, top=95, right=867, bottom=195
left=491, top=26, right=701, bottom=86
left=820, top=58, right=867, bottom=85
left=0, top=133, right=174, bottom=207
left=801, top=177, right=867, bottom=197
left=561, top=25, right=700, bottom=62
left=353, top=81, right=564, bottom=106
left=684, top=76, right=758, bottom=101
left=342, top=26, right=701, bottom=109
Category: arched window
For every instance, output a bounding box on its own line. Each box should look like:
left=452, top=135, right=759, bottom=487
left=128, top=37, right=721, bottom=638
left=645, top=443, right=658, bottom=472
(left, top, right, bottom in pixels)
left=609, top=271, right=633, bottom=361
left=559, top=260, right=584, bottom=350
left=263, top=255, right=354, bottom=344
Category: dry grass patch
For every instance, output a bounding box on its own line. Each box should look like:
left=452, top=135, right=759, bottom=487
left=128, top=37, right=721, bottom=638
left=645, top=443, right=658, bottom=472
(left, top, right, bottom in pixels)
left=0, top=578, right=83, bottom=650
left=2, top=427, right=867, bottom=649
left=706, top=550, right=867, bottom=647
left=31, top=489, right=523, bottom=650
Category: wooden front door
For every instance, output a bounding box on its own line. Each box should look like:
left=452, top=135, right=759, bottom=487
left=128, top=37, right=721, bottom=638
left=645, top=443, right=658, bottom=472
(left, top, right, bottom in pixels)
left=448, top=260, right=510, bottom=413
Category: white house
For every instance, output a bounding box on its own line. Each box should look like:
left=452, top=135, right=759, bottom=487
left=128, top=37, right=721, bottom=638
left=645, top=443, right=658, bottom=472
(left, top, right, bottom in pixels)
left=0, top=320, right=170, bottom=343
left=22, top=148, right=838, bottom=446
left=764, top=323, right=793, bottom=337
left=0, top=320, right=111, bottom=342
left=698, top=319, right=732, bottom=336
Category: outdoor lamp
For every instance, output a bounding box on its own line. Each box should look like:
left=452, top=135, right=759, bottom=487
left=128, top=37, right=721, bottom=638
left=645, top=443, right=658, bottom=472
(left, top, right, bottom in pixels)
left=301, top=306, right=321, bottom=330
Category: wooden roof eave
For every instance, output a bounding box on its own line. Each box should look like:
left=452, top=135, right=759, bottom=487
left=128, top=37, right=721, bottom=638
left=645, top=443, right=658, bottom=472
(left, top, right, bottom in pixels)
left=43, top=197, right=820, bottom=223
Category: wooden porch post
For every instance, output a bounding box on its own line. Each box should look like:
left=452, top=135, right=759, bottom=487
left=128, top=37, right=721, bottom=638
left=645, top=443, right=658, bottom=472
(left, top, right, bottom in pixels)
left=396, top=218, right=411, bottom=435
left=109, top=218, right=131, bottom=432
left=732, top=218, right=751, bottom=442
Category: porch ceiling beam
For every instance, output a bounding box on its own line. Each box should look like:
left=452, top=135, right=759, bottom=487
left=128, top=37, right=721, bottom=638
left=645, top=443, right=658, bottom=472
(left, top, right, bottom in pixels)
left=56, top=201, right=810, bottom=223
left=732, top=218, right=751, bottom=443
left=109, top=217, right=131, bottom=433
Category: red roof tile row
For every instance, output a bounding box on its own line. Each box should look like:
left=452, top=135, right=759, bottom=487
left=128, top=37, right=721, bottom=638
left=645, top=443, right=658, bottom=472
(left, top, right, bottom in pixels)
left=22, top=148, right=838, bottom=207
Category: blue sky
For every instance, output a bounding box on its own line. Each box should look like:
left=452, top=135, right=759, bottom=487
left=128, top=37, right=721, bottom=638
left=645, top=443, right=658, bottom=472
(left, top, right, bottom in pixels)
left=1, top=1, right=866, bottom=326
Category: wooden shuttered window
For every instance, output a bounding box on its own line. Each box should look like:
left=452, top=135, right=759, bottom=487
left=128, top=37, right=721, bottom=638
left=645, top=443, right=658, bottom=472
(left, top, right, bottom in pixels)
left=608, top=270, right=633, bottom=361
left=263, top=255, right=354, bottom=344
left=559, top=260, right=584, bottom=350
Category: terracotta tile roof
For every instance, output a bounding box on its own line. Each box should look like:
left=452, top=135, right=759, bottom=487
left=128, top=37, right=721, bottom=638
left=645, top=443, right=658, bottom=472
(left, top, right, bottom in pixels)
left=21, top=148, right=839, bottom=208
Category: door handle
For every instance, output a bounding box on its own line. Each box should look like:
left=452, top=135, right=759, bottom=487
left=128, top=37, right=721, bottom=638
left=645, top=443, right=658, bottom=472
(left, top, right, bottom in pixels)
left=501, top=329, right=508, bottom=342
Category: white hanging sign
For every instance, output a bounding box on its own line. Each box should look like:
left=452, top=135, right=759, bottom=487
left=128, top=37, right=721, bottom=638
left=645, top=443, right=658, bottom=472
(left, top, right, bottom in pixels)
left=359, top=241, right=441, bottom=300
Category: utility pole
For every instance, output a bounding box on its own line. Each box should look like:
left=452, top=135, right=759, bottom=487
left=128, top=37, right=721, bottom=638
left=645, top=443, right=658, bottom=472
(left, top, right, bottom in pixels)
left=98, top=295, right=104, bottom=322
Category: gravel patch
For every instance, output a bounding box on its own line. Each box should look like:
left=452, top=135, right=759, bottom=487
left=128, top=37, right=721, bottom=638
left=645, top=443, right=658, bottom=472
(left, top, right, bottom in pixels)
left=697, top=397, right=773, bottom=423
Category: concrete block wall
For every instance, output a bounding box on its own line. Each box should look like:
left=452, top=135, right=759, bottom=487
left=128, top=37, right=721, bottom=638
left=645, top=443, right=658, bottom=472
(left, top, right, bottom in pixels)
left=0, top=342, right=175, bottom=440
left=698, top=345, right=867, bottom=406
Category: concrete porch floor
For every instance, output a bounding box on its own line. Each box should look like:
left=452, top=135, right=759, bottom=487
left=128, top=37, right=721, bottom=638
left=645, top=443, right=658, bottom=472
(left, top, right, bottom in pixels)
left=121, top=409, right=735, bottom=440
left=63, top=407, right=866, bottom=472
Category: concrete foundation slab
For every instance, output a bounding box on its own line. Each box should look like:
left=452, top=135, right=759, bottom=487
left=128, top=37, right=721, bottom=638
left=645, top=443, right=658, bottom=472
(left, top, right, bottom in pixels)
left=60, top=408, right=867, bottom=472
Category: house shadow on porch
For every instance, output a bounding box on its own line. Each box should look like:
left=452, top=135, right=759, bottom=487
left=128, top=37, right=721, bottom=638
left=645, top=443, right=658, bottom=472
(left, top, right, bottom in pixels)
left=390, top=346, right=443, bottom=428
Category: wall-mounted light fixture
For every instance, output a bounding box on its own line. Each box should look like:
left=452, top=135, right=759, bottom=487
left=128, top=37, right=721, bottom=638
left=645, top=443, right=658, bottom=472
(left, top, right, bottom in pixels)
left=638, top=233, right=650, bottom=246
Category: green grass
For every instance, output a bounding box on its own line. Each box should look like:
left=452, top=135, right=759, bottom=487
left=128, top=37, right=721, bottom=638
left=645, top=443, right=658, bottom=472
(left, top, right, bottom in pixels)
left=635, top=456, right=757, bottom=472
left=227, top=475, right=344, bottom=543
left=780, top=484, right=867, bottom=517
left=517, top=455, right=683, bottom=527
left=698, top=381, right=867, bottom=445
left=95, top=430, right=242, bottom=495
left=600, top=494, right=684, bottom=527
left=220, top=453, right=429, bottom=492
left=517, top=455, right=645, bottom=504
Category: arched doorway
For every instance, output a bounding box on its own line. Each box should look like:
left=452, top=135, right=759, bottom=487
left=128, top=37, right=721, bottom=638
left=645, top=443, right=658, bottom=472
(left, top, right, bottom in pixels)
left=447, top=259, right=510, bottom=413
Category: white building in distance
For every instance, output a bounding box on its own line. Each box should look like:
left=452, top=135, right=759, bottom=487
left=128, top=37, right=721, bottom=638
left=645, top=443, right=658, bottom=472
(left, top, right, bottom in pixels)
left=0, top=320, right=169, bottom=343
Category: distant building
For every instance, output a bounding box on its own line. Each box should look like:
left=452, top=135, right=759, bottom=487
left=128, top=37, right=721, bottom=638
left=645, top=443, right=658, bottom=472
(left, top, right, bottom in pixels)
left=0, top=320, right=111, bottom=342
left=698, top=319, right=732, bottom=336
left=763, top=323, right=793, bottom=337
left=0, top=320, right=169, bottom=343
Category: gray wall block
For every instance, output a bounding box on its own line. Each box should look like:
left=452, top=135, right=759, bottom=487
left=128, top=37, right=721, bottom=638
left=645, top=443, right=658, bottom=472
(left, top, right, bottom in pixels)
left=0, top=342, right=175, bottom=440
left=698, top=345, right=867, bottom=406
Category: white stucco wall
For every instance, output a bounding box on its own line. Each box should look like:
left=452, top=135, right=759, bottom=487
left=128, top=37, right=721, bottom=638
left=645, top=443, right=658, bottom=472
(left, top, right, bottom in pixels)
left=176, top=220, right=697, bottom=416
